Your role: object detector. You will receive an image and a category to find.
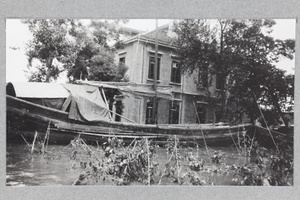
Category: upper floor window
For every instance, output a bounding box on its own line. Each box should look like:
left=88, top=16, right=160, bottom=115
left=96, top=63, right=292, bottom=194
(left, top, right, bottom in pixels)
left=171, top=61, right=181, bottom=84
left=148, top=56, right=160, bottom=80
left=119, top=57, right=125, bottom=64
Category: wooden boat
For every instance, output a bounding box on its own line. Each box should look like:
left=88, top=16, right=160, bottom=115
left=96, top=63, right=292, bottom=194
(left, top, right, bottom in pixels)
left=253, top=125, right=293, bottom=147
left=6, top=82, right=252, bottom=145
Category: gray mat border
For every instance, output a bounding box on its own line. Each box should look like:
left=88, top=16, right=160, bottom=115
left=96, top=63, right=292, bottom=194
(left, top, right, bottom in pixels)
left=0, top=0, right=299, bottom=200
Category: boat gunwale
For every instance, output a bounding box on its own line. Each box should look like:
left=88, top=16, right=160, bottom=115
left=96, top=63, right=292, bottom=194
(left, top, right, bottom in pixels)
left=7, top=94, right=252, bottom=132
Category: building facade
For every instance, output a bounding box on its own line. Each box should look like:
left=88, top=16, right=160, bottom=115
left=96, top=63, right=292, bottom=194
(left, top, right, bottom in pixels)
left=115, top=24, right=218, bottom=125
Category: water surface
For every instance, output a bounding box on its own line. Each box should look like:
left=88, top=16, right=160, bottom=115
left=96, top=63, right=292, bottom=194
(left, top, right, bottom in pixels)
left=7, top=141, right=258, bottom=186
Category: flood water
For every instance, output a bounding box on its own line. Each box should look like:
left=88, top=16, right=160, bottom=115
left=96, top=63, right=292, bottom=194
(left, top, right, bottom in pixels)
left=7, top=139, right=260, bottom=186
left=6, top=143, right=83, bottom=186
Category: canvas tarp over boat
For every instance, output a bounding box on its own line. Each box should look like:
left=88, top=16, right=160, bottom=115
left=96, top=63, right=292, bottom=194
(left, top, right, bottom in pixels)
left=6, top=82, right=110, bottom=122
left=6, top=82, right=69, bottom=110
left=62, top=84, right=110, bottom=122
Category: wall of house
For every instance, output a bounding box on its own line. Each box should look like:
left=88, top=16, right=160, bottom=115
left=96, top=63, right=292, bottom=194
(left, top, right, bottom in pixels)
left=180, top=94, right=216, bottom=124
left=120, top=41, right=145, bottom=84
left=157, top=98, right=170, bottom=124
left=205, top=105, right=215, bottom=123
left=117, top=91, right=173, bottom=125
left=181, top=95, right=197, bottom=124
left=120, top=93, right=144, bottom=123
left=121, top=40, right=203, bottom=95
left=142, top=43, right=177, bottom=85
left=117, top=40, right=217, bottom=125
left=118, top=93, right=214, bottom=125
left=182, top=72, right=198, bottom=94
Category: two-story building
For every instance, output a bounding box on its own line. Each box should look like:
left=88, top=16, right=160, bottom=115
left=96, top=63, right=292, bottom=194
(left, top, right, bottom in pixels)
left=110, top=24, right=219, bottom=125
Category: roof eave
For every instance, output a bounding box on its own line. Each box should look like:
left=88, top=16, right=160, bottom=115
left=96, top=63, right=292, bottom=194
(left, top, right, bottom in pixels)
left=123, top=35, right=178, bottom=49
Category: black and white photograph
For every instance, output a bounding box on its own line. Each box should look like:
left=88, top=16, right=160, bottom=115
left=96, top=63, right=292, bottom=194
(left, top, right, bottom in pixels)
left=5, top=18, right=295, bottom=187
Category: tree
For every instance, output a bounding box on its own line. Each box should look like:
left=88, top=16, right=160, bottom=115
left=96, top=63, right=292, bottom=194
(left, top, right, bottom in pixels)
left=256, top=67, right=294, bottom=127
left=174, top=19, right=230, bottom=122
left=82, top=45, right=129, bottom=82
left=223, top=20, right=295, bottom=126
left=24, top=19, right=79, bottom=82
left=66, top=20, right=129, bottom=82
left=89, top=20, right=126, bottom=49
left=174, top=19, right=295, bottom=125
left=24, top=19, right=129, bottom=83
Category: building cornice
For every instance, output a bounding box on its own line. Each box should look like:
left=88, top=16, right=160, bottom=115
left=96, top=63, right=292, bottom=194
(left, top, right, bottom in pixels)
left=124, top=35, right=178, bottom=50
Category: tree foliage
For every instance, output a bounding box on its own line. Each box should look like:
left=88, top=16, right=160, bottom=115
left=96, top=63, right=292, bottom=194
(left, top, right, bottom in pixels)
left=174, top=19, right=295, bottom=125
left=24, top=19, right=129, bottom=83
left=24, top=19, right=79, bottom=82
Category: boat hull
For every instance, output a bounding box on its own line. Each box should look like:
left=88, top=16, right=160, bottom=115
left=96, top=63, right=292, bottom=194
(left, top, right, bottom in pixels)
left=7, top=95, right=252, bottom=146
left=253, top=125, right=293, bottom=147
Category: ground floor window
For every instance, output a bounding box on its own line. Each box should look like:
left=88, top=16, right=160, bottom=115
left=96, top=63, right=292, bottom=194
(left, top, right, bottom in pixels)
left=169, top=101, right=180, bottom=124
left=145, top=99, right=157, bottom=124
left=196, top=105, right=206, bottom=124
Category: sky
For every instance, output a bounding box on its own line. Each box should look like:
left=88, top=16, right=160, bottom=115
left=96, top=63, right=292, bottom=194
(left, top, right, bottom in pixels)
left=6, top=19, right=296, bottom=83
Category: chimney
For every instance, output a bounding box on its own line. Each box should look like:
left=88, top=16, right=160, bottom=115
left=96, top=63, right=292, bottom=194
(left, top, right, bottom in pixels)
left=167, top=20, right=178, bottom=40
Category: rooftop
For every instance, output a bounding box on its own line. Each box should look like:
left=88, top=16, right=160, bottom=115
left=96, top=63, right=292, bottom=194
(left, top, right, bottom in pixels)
left=123, top=23, right=178, bottom=47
